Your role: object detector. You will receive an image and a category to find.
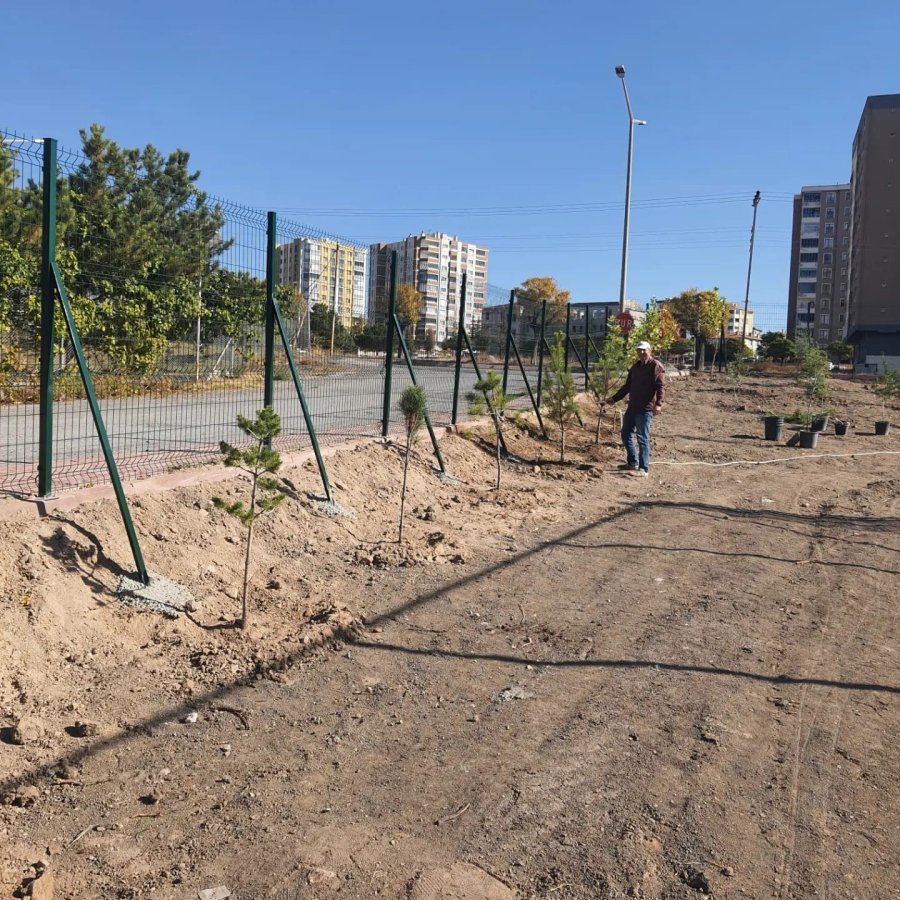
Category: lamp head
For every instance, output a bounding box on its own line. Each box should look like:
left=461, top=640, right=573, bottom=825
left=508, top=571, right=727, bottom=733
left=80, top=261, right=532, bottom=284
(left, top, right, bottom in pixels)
left=615, top=65, right=626, bottom=78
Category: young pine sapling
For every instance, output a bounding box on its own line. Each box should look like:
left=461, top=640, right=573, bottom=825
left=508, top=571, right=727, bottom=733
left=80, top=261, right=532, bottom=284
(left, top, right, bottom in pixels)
left=543, top=332, right=579, bottom=462
left=872, top=356, right=899, bottom=420
left=586, top=323, right=627, bottom=445
left=212, top=408, right=287, bottom=631
left=398, top=385, right=426, bottom=543
left=467, top=369, right=510, bottom=490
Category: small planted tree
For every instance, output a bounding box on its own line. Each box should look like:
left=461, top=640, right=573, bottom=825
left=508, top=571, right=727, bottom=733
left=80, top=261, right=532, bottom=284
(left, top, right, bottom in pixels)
left=796, top=338, right=830, bottom=427
left=467, top=370, right=510, bottom=490
left=212, top=408, right=286, bottom=630
left=873, top=356, right=899, bottom=424
left=587, top=322, right=628, bottom=444
left=543, top=332, right=579, bottom=462
left=398, top=385, right=426, bottom=543
left=725, top=357, right=748, bottom=399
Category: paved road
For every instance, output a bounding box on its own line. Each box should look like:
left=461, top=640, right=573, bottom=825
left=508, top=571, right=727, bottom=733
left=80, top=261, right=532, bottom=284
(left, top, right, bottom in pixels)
left=0, top=358, right=539, bottom=492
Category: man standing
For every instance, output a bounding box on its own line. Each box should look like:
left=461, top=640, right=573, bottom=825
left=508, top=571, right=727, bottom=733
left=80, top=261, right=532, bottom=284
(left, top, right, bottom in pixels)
left=609, top=340, right=665, bottom=476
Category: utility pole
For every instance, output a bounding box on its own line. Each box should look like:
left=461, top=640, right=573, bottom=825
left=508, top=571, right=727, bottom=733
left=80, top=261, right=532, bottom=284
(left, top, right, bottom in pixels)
left=740, top=191, right=761, bottom=349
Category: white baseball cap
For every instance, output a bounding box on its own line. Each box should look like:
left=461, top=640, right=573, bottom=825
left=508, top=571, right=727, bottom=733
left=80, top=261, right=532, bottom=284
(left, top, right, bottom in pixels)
left=636, top=341, right=652, bottom=350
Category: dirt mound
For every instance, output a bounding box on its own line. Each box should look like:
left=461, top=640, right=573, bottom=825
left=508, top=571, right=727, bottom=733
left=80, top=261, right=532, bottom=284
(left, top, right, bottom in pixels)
left=1, top=373, right=898, bottom=898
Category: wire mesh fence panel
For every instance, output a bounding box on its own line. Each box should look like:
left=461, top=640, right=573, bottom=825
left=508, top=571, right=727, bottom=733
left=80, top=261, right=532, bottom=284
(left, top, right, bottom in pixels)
left=0, top=132, right=45, bottom=494
left=272, top=217, right=383, bottom=449
left=2, top=128, right=812, bottom=498
left=43, top=137, right=276, bottom=489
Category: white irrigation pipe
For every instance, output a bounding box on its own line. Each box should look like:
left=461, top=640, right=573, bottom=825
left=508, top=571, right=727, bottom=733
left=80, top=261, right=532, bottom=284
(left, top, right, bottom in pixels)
left=654, top=450, right=900, bottom=468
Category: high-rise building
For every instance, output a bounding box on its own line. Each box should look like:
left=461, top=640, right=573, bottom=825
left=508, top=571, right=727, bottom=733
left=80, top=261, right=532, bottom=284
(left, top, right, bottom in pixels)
left=786, top=184, right=852, bottom=347
left=847, top=94, right=900, bottom=370
left=276, top=238, right=367, bottom=329
left=368, top=233, right=488, bottom=343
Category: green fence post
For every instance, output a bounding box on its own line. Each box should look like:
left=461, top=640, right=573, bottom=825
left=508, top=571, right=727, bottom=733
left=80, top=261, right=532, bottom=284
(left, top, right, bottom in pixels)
left=381, top=251, right=397, bottom=437
left=502, top=289, right=514, bottom=394
left=38, top=138, right=57, bottom=498
left=52, top=263, right=148, bottom=583
left=451, top=273, right=467, bottom=425
left=269, top=285, right=334, bottom=505
left=264, top=212, right=277, bottom=418
left=509, top=334, right=547, bottom=437
left=537, top=299, right=547, bottom=409
left=393, top=312, right=446, bottom=474
left=584, top=303, right=592, bottom=389
left=462, top=328, right=508, bottom=456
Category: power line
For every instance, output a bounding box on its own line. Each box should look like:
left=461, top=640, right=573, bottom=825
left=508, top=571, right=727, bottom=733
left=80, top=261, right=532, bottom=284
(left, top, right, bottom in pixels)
left=268, top=191, right=796, bottom=218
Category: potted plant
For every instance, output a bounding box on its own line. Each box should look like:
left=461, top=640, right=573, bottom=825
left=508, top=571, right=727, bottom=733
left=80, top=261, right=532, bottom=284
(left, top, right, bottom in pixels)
left=796, top=339, right=830, bottom=449
left=872, top=359, right=898, bottom=435
left=762, top=412, right=785, bottom=441
left=811, top=407, right=834, bottom=433
left=834, top=419, right=849, bottom=436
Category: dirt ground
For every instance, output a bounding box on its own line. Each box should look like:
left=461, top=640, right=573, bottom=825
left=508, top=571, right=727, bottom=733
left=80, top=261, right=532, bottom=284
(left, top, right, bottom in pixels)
left=0, top=372, right=898, bottom=900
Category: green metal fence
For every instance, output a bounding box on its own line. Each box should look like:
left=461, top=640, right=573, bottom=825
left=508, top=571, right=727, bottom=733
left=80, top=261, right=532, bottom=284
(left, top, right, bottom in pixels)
left=2, top=127, right=779, bottom=504
left=0, top=129, right=504, bottom=497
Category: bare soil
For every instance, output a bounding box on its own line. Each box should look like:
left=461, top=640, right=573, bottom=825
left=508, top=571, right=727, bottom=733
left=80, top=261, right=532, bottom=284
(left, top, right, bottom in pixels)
left=0, top=373, right=898, bottom=900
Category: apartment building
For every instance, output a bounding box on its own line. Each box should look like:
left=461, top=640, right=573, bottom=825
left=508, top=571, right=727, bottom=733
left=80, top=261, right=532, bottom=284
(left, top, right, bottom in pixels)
left=786, top=184, right=853, bottom=347
left=368, top=233, right=488, bottom=343
left=847, top=94, right=900, bottom=370
left=276, top=238, right=367, bottom=330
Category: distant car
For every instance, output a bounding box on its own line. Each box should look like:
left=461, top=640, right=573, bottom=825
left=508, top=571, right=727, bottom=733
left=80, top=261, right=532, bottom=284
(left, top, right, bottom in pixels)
left=827, top=361, right=835, bottom=371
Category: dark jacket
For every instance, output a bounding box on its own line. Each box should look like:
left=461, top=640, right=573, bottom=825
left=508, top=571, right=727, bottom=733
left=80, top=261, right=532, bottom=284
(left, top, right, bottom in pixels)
left=611, top=357, right=666, bottom=413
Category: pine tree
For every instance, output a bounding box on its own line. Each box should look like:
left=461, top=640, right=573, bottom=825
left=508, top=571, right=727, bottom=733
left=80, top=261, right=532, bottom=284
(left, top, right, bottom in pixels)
left=398, top=385, right=426, bottom=543
left=587, top=323, right=628, bottom=445
left=468, top=370, right=510, bottom=489
left=543, top=333, right=579, bottom=462
left=212, top=408, right=286, bottom=630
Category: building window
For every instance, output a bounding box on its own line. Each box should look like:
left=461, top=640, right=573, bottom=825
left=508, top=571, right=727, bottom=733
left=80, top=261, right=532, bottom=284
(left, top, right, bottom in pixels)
left=798, top=283, right=817, bottom=295
left=821, top=283, right=832, bottom=295
left=801, top=238, right=819, bottom=248
left=840, top=252, right=847, bottom=262
left=824, top=223, right=835, bottom=236
left=802, top=192, right=821, bottom=202
left=825, top=192, right=836, bottom=204
left=823, top=238, right=834, bottom=248
left=800, top=253, right=818, bottom=263
left=802, top=207, right=820, bottom=218
left=801, top=222, right=819, bottom=235
left=819, top=328, right=830, bottom=340
left=825, top=207, right=835, bottom=219
left=798, top=268, right=817, bottom=278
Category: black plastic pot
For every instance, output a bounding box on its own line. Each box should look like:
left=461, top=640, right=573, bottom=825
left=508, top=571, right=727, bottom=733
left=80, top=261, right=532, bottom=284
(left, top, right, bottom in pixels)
left=834, top=421, right=849, bottom=436
left=811, top=415, right=830, bottom=433
left=875, top=420, right=891, bottom=436
left=799, top=430, right=819, bottom=449
left=763, top=416, right=784, bottom=441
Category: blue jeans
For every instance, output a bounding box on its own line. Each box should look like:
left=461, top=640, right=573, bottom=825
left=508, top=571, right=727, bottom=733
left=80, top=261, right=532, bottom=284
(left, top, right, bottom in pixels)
left=622, top=410, right=653, bottom=472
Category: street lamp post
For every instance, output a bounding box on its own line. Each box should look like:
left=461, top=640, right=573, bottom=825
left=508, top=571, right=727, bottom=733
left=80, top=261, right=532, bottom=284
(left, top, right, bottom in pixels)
left=615, top=65, right=646, bottom=315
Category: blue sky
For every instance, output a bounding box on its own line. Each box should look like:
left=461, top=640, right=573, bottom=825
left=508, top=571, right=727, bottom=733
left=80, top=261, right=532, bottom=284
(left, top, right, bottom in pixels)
left=3, top=0, right=900, bottom=330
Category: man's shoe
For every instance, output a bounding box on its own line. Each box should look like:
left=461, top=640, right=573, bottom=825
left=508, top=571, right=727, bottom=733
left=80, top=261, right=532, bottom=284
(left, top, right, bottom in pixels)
left=618, top=463, right=638, bottom=471
left=628, top=468, right=648, bottom=477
